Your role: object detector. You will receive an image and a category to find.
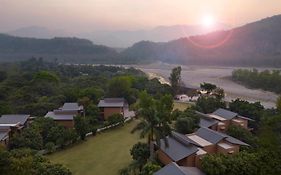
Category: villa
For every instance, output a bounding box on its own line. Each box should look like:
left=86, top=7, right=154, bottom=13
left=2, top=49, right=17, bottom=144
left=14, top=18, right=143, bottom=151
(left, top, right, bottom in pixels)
left=0, top=114, right=31, bottom=147
left=98, top=98, right=134, bottom=120
left=45, top=102, right=84, bottom=128
left=197, top=108, right=254, bottom=132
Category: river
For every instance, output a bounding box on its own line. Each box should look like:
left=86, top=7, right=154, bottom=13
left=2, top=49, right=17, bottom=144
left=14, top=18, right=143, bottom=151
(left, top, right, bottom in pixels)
left=132, top=63, right=279, bottom=108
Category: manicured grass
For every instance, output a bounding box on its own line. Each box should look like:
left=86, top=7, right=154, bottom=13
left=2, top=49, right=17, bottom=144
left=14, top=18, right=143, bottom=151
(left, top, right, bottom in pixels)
left=47, top=120, right=143, bottom=175
left=173, top=101, right=191, bottom=111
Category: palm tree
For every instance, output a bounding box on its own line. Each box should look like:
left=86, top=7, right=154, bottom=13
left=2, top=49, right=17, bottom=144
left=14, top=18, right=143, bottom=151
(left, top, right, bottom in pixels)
left=132, top=91, right=173, bottom=159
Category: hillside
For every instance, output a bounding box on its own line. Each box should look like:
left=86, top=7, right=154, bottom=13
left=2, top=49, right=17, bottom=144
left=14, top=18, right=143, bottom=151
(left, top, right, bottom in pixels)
left=122, top=15, right=281, bottom=67
left=0, top=34, right=119, bottom=63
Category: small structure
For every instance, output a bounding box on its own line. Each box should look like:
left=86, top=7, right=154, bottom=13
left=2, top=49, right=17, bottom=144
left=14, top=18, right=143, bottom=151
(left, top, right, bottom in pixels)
left=187, top=127, right=249, bottom=155
left=197, top=108, right=253, bottom=132
left=156, top=128, right=248, bottom=169
left=156, top=132, right=202, bottom=167
left=98, top=98, right=128, bottom=120
left=45, top=102, right=83, bottom=128
left=0, top=114, right=31, bottom=147
left=154, top=162, right=205, bottom=175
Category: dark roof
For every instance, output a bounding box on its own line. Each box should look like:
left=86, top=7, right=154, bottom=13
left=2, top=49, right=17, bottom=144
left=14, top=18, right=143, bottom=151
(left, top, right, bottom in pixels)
left=98, top=98, right=126, bottom=107
left=212, top=108, right=237, bottom=120
left=158, top=133, right=199, bottom=162
left=171, top=131, right=201, bottom=147
left=0, top=114, right=30, bottom=125
left=61, top=103, right=83, bottom=111
left=45, top=112, right=74, bottom=120
left=195, top=127, right=225, bottom=144
left=154, top=162, right=205, bottom=175
left=195, top=127, right=249, bottom=146
left=199, top=117, right=218, bottom=128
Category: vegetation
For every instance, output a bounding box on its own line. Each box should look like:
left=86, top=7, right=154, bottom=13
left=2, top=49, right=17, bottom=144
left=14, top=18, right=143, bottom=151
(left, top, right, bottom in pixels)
left=169, top=66, right=182, bottom=95
left=10, top=117, right=77, bottom=150
left=132, top=91, right=173, bottom=159
left=195, top=96, right=226, bottom=113
left=232, top=69, right=281, bottom=93
left=174, top=109, right=200, bottom=134
left=0, top=148, right=71, bottom=175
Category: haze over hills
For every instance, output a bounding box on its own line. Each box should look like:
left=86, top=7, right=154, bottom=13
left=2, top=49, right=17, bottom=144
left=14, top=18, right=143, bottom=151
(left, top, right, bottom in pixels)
left=122, top=15, right=281, bottom=67
left=0, top=34, right=119, bottom=63
left=6, top=23, right=228, bottom=48
left=0, top=15, right=281, bottom=66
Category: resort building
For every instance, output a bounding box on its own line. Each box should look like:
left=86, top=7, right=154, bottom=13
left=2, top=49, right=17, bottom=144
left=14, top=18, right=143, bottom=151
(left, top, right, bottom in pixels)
left=0, top=114, right=31, bottom=147
left=197, top=108, right=254, bottom=132
left=45, top=102, right=83, bottom=128
left=156, top=129, right=248, bottom=169
left=98, top=98, right=134, bottom=120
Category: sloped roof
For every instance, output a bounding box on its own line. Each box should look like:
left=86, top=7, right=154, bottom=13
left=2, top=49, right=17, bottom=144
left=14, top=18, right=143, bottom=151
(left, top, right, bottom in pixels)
left=154, top=162, right=205, bottom=175
left=0, top=114, right=30, bottom=125
left=195, top=127, right=249, bottom=146
left=98, top=98, right=126, bottom=107
left=195, top=127, right=225, bottom=144
left=158, top=133, right=199, bottom=162
left=212, top=108, right=237, bottom=120
left=61, top=103, right=83, bottom=110
left=199, top=117, right=218, bottom=128
left=45, top=112, right=74, bottom=121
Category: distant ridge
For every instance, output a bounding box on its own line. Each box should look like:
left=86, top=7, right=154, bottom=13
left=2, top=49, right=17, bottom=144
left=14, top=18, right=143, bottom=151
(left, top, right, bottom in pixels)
left=122, top=14, right=281, bottom=67
left=0, top=34, right=119, bottom=63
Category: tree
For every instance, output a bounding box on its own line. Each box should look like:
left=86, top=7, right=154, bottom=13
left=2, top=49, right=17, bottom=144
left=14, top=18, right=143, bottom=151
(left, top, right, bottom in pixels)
left=139, top=162, right=161, bottom=175
left=78, top=96, right=91, bottom=117
left=200, top=82, right=217, bottom=94
left=175, top=117, right=198, bottom=134
left=107, top=113, right=125, bottom=126
left=130, top=143, right=150, bottom=171
left=9, top=127, right=43, bottom=150
left=107, top=76, right=132, bottom=99
left=196, top=96, right=226, bottom=113
left=74, top=116, right=89, bottom=140
left=132, top=91, right=172, bottom=159
left=169, top=66, right=182, bottom=95
left=226, top=125, right=258, bottom=148
left=277, top=96, right=281, bottom=112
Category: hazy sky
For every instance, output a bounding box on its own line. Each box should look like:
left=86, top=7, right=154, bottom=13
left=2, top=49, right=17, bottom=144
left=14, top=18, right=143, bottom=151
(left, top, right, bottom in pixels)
left=0, top=0, right=281, bottom=33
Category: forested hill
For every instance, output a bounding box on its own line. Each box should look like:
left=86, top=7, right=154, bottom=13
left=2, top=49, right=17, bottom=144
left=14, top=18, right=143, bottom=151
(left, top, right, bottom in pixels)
left=122, top=14, right=281, bottom=67
left=0, top=34, right=120, bottom=63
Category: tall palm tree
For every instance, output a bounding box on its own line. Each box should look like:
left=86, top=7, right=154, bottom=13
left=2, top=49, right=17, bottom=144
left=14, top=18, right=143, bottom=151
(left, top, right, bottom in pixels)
left=132, top=91, right=173, bottom=159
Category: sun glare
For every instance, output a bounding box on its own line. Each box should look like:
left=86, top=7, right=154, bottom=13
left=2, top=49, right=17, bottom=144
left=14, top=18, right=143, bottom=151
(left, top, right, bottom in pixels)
left=202, top=15, right=216, bottom=27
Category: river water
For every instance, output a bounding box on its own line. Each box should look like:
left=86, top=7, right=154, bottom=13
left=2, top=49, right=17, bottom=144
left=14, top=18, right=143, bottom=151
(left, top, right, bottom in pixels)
left=132, top=63, right=279, bottom=108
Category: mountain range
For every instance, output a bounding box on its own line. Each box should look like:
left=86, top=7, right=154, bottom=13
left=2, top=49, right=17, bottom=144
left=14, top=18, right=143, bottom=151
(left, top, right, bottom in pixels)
left=122, top=15, right=281, bottom=66
left=6, top=24, right=228, bottom=48
left=0, top=15, right=281, bottom=66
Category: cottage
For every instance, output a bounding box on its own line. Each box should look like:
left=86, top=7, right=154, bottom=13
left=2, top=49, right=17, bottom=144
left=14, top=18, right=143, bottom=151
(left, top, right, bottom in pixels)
left=154, top=162, right=205, bottom=175
left=197, top=108, right=253, bottom=132
left=45, top=102, right=83, bottom=128
left=187, top=127, right=249, bottom=155
left=98, top=98, right=129, bottom=120
left=0, top=114, right=31, bottom=147
left=156, top=132, right=202, bottom=167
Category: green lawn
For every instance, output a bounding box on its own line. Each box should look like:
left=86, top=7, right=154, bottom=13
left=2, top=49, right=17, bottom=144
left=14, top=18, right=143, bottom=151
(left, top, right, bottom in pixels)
left=173, top=101, right=191, bottom=111
left=47, top=120, right=142, bottom=175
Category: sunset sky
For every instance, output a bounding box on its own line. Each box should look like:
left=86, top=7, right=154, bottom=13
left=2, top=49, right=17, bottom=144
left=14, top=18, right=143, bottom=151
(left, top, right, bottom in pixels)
left=0, top=0, right=281, bottom=33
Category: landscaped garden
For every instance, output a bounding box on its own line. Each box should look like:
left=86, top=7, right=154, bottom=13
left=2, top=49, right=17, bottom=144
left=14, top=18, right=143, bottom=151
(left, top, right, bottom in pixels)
left=47, top=120, right=143, bottom=175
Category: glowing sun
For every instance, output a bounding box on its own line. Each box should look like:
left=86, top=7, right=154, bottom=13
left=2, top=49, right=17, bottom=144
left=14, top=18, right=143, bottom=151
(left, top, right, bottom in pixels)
left=202, top=15, right=216, bottom=27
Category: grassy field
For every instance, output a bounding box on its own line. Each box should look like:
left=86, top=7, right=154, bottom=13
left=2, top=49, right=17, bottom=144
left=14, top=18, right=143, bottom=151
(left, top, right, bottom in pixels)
left=173, top=101, right=191, bottom=111
left=47, top=120, right=142, bottom=175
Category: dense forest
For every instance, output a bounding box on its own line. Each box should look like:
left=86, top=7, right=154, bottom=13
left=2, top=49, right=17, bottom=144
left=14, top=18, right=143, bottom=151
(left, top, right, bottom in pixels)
left=0, top=58, right=170, bottom=116
left=232, top=69, right=281, bottom=94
